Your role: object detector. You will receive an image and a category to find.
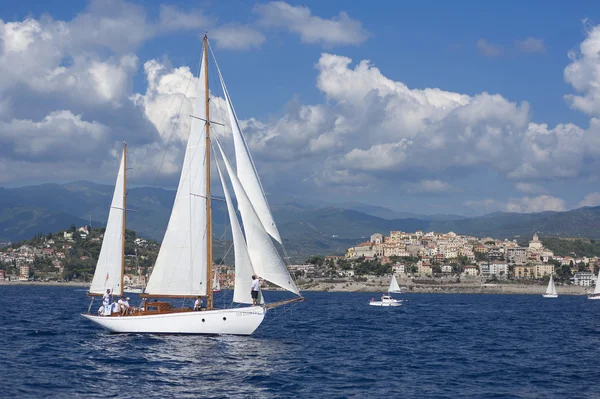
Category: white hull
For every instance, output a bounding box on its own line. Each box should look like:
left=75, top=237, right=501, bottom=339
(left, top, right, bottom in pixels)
left=369, top=301, right=402, bottom=307
left=388, top=290, right=402, bottom=294
left=124, top=287, right=144, bottom=294
left=82, top=306, right=266, bottom=335
left=542, top=294, right=558, bottom=298
left=588, top=295, right=600, bottom=300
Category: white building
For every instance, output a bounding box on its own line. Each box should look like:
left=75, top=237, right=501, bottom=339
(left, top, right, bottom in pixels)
left=573, top=272, right=595, bottom=287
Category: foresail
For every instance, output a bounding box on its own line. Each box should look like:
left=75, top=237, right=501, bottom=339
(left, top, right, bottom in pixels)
left=215, top=139, right=300, bottom=295
left=389, top=276, right=400, bottom=293
left=215, top=157, right=255, bottom=304
left=145, top=54, right=208, bottom=297
left=216, top=66, right=282, bottom=244
left=595, top=272, right=600, bottom=295
left=89, top=149, right=125, bottom=295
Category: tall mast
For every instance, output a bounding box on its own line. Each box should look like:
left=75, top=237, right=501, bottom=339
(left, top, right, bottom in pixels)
left=204, top=35, right=213, bottom=310
left=120, top=142, right=127, bottom=297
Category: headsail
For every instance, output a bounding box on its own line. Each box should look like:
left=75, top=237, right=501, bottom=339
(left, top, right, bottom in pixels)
left=215, top=62, right=282, bottom=244
left=89, top=147, right=125, bottom=295
left=215, top=138, right=300, bottom=295
left=545, top=275, right=557, bottom=296
left=145, top=52, right=208, bottom=297
left=388, top=275, right=401, bottom=293
left=594, top=271, right=600, bottom=295
left=215, top=156, right=257, bottom=304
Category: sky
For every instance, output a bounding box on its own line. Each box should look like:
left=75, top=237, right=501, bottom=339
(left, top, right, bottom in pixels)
left=1, top=0, right=600, bottom=216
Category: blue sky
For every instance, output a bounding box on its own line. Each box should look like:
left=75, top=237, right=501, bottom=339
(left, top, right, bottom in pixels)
left=1, top=0, right=600, bottom=216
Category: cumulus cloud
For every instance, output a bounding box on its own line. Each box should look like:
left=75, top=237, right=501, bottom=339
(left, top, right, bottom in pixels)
left=477, top=39, right=503, bottom=56
left=465, top=195, right=566, bottom=214
left=515, top=37, right=545, bottom=54
left=564, top=23, right=600, bottom=116
left=255, top=1, right=369, bottom=46
left=515, top=182, right=546, bottom=194
left=578, top=192, right=600, bottom=208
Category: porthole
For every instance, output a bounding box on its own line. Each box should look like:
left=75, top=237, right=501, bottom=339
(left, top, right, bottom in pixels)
left=202, top=318, right=205, bottom=322
left=223, top=317, right=227, bottom=321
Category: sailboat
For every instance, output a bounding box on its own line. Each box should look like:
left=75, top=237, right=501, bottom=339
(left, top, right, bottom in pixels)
left=588, top=271, right=600, bottom=300
left=388, top=275, right=402, bottom=293
left=82, top=35, right=303, bottom=334
left=542, top=274, right=558, bottom=298
left=212, top=272, right=221, bottom=293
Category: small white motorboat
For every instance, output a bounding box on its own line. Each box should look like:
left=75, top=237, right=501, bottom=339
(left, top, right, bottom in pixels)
left=369, top=294, right=402, bottom=307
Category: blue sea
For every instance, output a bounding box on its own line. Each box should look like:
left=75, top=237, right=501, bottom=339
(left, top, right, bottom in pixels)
left=1, top=286, right=599, bottom=398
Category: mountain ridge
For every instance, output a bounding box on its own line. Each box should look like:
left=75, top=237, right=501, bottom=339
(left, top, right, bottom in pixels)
left=0, top=181, right=599, bottom=259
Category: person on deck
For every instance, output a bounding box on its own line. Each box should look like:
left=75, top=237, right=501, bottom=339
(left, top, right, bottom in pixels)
left=251, top=275, right=260, bottom=306
left=111, top=298, right=120, bottom=315
left=103, top=289, right=112, bottom=316
left=118, top=296, right=130, bottom=316
left=194, top=296, right=202, bottom=311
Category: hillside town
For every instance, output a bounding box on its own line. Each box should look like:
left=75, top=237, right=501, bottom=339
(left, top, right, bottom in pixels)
left=333, top=231, right=598, bottom=286
left=0, top=226, right=235, bottom=288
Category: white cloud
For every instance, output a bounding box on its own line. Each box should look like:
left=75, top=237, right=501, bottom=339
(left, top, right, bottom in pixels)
left=515, top=37, right=545, bottom=54
left=407, top=180, right=454, bottom=195
left=212, top=24, right=266, bottom=50
left=255, top=1, right=369, bottom=46
left=465, top=195, right=566, bottom=214
left=477, top=39, right=503, bottom=56
left=578, top=192, right=600, bottom=207
left=515, top=182, right=546, bottom=194
left=564, top=23, right=600, bottom=116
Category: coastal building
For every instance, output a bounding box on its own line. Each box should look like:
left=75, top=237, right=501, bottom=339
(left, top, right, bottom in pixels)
left=507, top=247, right=527, bottom=265
left=441, top=265, right=453, bottom=274
left=463, top=265, right=478, bottom=276
left=417, top=263, right=432, bottom=276
left=0, top=270, right=4, bottom=280
left=514, top=266, right=534, bottom=279
left=533, top=264, right=554, bottom=278
left=19, top=264, right=30, bottom=281
left=573, top=272, right=595, bottom=287
left=528, top=233, right=543, bottom=251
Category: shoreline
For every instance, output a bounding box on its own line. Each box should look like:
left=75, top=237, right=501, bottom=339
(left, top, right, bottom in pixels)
left=0, top=280, right=591, bottom=295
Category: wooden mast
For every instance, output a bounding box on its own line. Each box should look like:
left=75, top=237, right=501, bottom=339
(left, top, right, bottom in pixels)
left=120, top=142, right=127, bottom=297
left=204, top=35, right=213, bottom=310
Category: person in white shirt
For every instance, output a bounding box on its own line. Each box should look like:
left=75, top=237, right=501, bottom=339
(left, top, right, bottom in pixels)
left=97, top=305, right=104, bottom=316
left=251, top=275, right=260, bottom=306
left=111, top=299, right=120, bottom=315
left=194, top=296, right=202, bottom=311
left=103, top=289, right=112, bottom=316
left=118, top=296, right=131, bottom=316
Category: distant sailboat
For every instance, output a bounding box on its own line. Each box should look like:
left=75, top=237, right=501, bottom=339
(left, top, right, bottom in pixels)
left=212, top=272, right=221, bottom=293
left=388, top=275, right=401, bottom=293
left=542, top=275, right=558, bottom=298
left=588, top=271, right=600, bottom=300
left=82, top=35, right=303, bottom=335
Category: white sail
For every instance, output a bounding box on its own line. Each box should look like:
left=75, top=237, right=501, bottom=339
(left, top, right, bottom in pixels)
left=89, top=148, right=125, bottom=295
left=594, top=271, right=600, bottom=295
left=545, top=275, right=557, bottom=296
left=215, top=158, right=255, bottom=304
left=145, top=53, right=208, bottom=297
left=216, top=67, right=282, bottom=244
left=213, top=273, right=221, bottom=291
left=388, top=275, right=401, bottom=293
left=215, top=139, right=299, bottom=295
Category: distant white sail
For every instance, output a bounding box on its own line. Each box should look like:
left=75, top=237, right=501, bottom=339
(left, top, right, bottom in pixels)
left=594, top=272, right=600, bottom=295
left=215, top=157, right=255, bottom=304
left=216, top=66, right=282, bottom=244
left=145, top=52, right=208, bottom=297
left=545, top=275, right=557, bottom=296
left=215, top=138, right=299, bottom=295
left=388, top=275, right=401, bottom=293
left=89, top=148, right=125, bottom=295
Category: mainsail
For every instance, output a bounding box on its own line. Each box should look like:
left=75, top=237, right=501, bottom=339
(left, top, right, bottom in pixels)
left=215, top=62, right=282, bottom=244
left=388, top=275, right=401, bottom=293
left=89, top=147, right=126, bottom=295
left=594, top=272, right=600, bottom=295
left=545, top=275, right=557, bottom=296
left=145, top=52, right=208, bottom=297
left=215, top=138, right=299, bottom=295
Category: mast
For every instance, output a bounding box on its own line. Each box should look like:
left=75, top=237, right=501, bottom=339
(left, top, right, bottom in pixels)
left=204, top=35, right=213, bottom=310
left=120, top=142, right=127, bottom=297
